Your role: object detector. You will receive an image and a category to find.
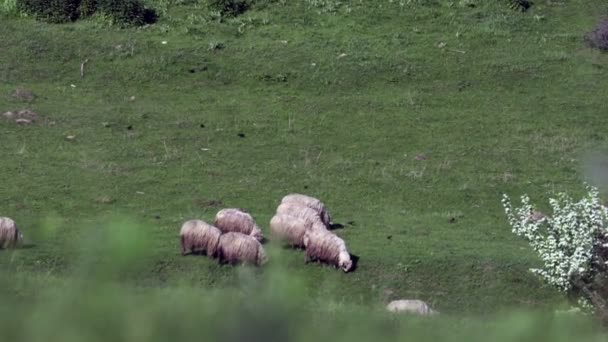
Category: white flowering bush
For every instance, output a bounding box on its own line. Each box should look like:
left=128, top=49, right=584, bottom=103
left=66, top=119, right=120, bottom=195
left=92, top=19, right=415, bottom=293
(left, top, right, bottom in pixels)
left=502, top=186, right=608, bottom=320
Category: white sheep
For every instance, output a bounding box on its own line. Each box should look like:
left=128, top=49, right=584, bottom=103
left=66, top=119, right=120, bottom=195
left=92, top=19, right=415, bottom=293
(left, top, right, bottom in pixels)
left=386, top=299, right=438, bottom=316
left=281, top=193, right=332, bottom=226
left=269, top=214, right=326, bottom=248
left=179, top=220, right=222, bottom=256
left=0, top=217, right=23, bottom=249
left=275, top=202, right=327, bottom=229
left=217, top=232, right=267, bottom=266
left=303, top=229, right=352, bottom=272
left=213, top=208, right=264, bottom=242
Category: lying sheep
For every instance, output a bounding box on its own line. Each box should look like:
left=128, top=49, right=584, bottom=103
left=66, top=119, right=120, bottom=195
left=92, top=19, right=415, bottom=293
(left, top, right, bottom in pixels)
left=269, top=214, right=326, bottom=248
left=217, top=232, right=267, bottom=266
left=276, top=202, right=327, bottom=229
left=303, top=229, right=353, bottom=272
left=214, top=208, right=264, bottom=242
left=0, top=217, right=23, bottom=249
left=281, top=193, right=332, bottom=226
left=386, top=299, right=438, bottom=316
left=179, top=220, right=222, bottom=256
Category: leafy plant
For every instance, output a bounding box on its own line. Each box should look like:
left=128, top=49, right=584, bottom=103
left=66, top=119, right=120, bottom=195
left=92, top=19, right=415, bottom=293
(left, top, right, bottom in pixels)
left=78, top=0, right=97, bottom=17
left=502, top=186, right=608, bottom=322
left=506, top=0, right=531, bottom=12
left=17, top=0, right=81, bottom=23
left=0, top=0, right=19, bottom=15
left=98, top=0, right=157, bottom=25
left=208, top=0, right=249, bottom=17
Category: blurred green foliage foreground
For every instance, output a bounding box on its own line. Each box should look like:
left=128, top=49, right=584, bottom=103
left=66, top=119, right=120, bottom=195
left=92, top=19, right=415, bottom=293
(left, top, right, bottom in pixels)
left=1, top=217, right=606, bottom=342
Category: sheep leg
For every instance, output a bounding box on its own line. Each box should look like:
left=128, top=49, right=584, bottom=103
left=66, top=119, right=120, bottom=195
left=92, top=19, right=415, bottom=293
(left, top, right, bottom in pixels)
left=180, top=236, right=187, bottom=256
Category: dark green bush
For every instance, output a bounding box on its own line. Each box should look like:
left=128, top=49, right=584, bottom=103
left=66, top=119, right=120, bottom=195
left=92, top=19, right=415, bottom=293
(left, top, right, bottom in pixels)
left=17, top=0, right=156, bottom=25
left=17, top=0, right=81, bottom=23
left=78, top=0, right=97, bottom=17
left=208, top=0, right=250, bottom=17
left=98, top=0, right=156, bottom=25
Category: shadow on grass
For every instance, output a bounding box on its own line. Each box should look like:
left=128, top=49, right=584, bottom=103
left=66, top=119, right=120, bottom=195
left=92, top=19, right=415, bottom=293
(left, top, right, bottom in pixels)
left=349, top=253, right=360, bottom=272
left=330, top=223, right=345, bottom=230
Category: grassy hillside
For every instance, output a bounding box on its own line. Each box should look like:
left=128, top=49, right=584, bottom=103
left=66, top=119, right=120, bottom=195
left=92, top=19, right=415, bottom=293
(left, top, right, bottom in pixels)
left=1, top=0, right=608, bottom=318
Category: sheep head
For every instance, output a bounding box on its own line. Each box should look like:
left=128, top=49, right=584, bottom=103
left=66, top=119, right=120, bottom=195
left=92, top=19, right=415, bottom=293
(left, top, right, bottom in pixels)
left=251, top=226, right=264, bottom=242
left=338, top=251, right=353, bottom=272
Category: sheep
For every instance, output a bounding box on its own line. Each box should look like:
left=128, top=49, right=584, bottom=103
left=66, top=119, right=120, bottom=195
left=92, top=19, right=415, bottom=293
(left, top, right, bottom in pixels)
left=281, top=193, right=332, bottom=227
left=217, top=232, right=267, bottom=266
left=303, top=229, right=353, bottom=272
left=269, top=214, right=326, bottom=248
left=213, top=208, right=264, bottom=242
left=386, top=299, right=439, bottom=316
left=179, top=220, right=222, bottom=256
left=275, top=202, right=327, bottom=229
left=0, top=217, right=23, bottom=249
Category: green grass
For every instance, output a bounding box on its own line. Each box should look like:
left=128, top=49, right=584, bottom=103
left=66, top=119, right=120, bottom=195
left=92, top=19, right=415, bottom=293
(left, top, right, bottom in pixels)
left=1, top=0, right=608, bottom=325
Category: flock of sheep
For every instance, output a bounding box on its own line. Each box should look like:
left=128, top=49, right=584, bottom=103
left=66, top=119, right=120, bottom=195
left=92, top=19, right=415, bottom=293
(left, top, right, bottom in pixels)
left=180, top=193, right=354, bottom=272
left=1, top=193, right=440, bottom=315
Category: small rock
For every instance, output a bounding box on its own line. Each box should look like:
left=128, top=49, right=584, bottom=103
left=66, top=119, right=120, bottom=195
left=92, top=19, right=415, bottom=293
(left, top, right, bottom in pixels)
left=66, top=135, right=76, bottom=140
left=129, top=96, right=136, bottom=101
left=337, top=53, right=348, bottom=59
left=415, top=153, right=428, bottom=161
left=96, top=196, right=115, bottom=204
left=12, top=88, right=36, bottom=102
left=18, top=109, right=38, bottom=120
left=2, top=111, right=16, bottom=119
left=387, top=299, right=439, bottom=316
left=15, top=118, right=32, bottom=125
left=437, top=42, right=446, bottom=48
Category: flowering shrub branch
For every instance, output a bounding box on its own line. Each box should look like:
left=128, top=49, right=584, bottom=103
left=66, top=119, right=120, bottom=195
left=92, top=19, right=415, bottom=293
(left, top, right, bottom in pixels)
left=502, top=186, right=608, bottom=319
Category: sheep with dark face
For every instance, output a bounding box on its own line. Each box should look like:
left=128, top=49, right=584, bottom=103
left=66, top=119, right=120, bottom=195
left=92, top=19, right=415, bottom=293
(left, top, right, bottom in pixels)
left=0, top=217, right=23, bottom=249
left=213, top=208, right=264, bottom=242
left=179, top=220, right=222, bottom=256
left=217, top=232, right=267, bottom=266
left=303, top=229, right=352, bottom=272
left=281, top=193, right=332, bottom=227
left=269, top=214, right=326, bottom=248
left=276, top=202, right=327, bottom=229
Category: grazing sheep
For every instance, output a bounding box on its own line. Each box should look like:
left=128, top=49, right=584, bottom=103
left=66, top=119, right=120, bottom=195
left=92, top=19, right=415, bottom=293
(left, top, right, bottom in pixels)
left=276, top=202, right=327, bottom=229
left=281, top=193, right=332, bottom=226
left=386, top=299, right=438, bottom=316
left=269, top=214, right=326, bottom=248
left=303, top=229, right=353, bottom=272
left=217, top=232, right=267, bottom=266
left=214, top=208, right=264, bottom=242
left=0, top=217, right=23, bottom=249
left=179, top=220, right=222, bottom=256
